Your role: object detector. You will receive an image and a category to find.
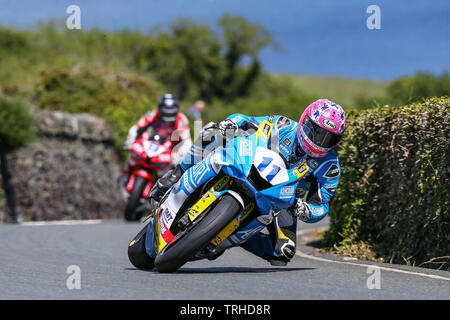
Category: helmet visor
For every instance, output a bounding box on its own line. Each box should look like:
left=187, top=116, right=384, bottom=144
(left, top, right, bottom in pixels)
left=159, top=106, right=178, bottom=123
left=300, top=116, right=342, bottom=151
left=160, top=115, right=177, bottom=123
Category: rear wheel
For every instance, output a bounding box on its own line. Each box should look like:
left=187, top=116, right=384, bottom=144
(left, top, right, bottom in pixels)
left=124, top=175, right=148, bottom=221
left=155, top=194, right=241, bottom=273
left=128, top=224, right=154, bottom=270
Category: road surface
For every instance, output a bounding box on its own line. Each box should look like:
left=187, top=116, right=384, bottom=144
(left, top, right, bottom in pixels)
left=0, top=218, right=448, bottom=299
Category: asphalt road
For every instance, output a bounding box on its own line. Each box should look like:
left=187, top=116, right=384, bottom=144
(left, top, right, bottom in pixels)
left=0, top=218, right=448, bottom=300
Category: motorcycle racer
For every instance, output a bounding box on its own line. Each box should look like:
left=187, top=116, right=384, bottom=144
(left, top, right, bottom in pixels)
left=149, top=99, right=346, bottom=266
left=121, top=94, right=192, bottom=180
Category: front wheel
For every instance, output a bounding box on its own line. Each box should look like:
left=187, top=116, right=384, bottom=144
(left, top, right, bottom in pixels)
left=128, top=224, right=155, bottom=270
left=124, top=175, right=148, bottom=221
left=154, top=194, right=241, bottom=273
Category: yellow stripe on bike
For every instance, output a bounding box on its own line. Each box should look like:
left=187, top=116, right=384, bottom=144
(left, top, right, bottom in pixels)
left=210, top=219, right=239, bottom=246
left=210, top=202, right=255, bottom=247
left=188, top=176, right=231, bottom=222
left=188, top=191, right=218, bottom=222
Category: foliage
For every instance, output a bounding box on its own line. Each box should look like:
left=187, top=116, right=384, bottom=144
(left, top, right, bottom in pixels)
left=35, top=69, right=163, bottom=159
left=356, top=72, right=450, bottom=108
left=203, top=74, right=317, bottom=122
left=323, top=97, right=450, bottom=270
left=278, top=74, right=388, bottom=109
left=387, top=72, right=450, bottom=105
left=0, top=95, right=35, bottom=154
left=143, top=14, right=274, bottom=101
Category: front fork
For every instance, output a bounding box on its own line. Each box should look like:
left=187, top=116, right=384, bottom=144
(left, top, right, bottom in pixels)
left=144, top=217, right=158, bottom=259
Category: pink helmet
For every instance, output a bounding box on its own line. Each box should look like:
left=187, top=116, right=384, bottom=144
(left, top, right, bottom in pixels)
left=296, top=99, right=346, bottom=158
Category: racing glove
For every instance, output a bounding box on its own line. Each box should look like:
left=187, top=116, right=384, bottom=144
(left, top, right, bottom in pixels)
left=124, top=125, right=138, bottom=150
left=197, top=119, right=239, bottom=148
left=217, top=119, right=239, bottom=137
left=288, top=198, right=312, bottom=222
left=148, top=164, right=184, bottom=202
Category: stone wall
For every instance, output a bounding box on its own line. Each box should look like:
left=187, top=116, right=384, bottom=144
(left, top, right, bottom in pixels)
left=1, top=110, right=125, bottom=221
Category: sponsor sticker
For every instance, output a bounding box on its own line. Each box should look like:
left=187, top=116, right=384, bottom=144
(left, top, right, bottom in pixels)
left=279, top=143, right=289, bottom=154
left=283, top=138, right=292, bottom=146
left=240, top=202, right=255, bottom=222
left=230, top=115, right=243, bottom=124
left=191, top=161, right=210, bottom=186
left=162, top=208, right=174, bottom=226
left=324, top=164, right=340, bottom=179
left=210, top=219, right=240, bottom=246
left=310, top=205, right=325, bottom=216
left=280, top=186, right=295, bottom=199
left=188, top=191, right=217, bottom=221
left=158, top=210, right=175, bottom=245
left=213, top=176, right=230, bottom=191
left=322, top=119, right=337, bottom=130
left=239, top=139, right=253, bottom=157
left=263, top=124, right=271, bottom=136
left=308, top=159, right=318, bottom=169
left=294, top=160, right=310, bottom=179
left=276, top=116, right=292, bottom=130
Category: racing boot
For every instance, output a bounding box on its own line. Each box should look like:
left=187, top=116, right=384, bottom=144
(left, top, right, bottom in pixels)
left=267, top=211, right=297, bottom=266
left=148, top=164, right=184, bottom=202
left=239, top=211, right=297, bottom=266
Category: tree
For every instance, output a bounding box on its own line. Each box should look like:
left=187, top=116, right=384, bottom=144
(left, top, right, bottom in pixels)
left=216, top=14, right=273, bottom=101
left=0, top=95, right=35, bottom=222
left=387, top=71, right=450, bottom=106
left=144, top=14, right=275, bottom=101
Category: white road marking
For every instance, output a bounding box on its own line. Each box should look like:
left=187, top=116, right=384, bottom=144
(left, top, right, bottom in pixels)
left=295, top=249, right=450, bottom=282
left=21, top=220, right=103, bottom=227
left=297, top=225, right=450, bottom=281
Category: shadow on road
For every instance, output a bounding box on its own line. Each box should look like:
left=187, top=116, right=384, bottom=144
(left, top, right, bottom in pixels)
left=177, top=267, right=315, bottom=274
left=125, top=267, right=314, bottom=274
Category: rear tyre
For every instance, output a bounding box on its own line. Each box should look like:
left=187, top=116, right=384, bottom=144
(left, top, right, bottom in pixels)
left=128, top=224, right=155, bottom=270
left=124, top=175, right=148, bottom=221
left=155, top=194, right=241, bottom=273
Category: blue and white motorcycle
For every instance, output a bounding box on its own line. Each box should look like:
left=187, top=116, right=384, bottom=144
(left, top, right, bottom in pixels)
left=128, top=119, right=310, bottom=273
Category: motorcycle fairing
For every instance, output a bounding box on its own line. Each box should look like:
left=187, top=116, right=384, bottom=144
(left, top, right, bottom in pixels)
left=146, top=119, right=310, bottom=257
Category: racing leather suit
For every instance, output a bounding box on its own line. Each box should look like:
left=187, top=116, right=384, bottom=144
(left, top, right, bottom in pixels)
left=160, top=114, right=341, bottom=265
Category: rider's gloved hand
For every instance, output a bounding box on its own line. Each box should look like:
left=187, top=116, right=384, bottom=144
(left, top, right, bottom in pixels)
left=148, top=165, right=184, bottom=202
left=217, top=119, right=238, bottom=138
left=124, top=125, right=138, bottom=150
left=289, top=198, right=312, bottom=222
left=148, top=183, right=165, bottom=203
left=198, top=122, right=218, bottom=142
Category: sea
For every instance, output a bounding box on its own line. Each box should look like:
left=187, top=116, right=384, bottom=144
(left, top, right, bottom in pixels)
left=0, top=0, right=449, bottom=80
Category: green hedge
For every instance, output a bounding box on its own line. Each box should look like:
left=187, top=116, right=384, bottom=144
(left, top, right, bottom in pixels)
left=324, top=97, right=449, bottom=270
left=0, top=95, right=35, bottom=154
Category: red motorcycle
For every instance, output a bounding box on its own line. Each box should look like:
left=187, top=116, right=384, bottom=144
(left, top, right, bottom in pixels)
left=121, top=132, right=172, bottom=221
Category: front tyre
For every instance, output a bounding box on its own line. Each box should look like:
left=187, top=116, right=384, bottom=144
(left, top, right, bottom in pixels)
left=128, top=224, right=155, bottom=270
left=124, top=175, right=148, bottom=221
left=154, top=194, right=241, bottom=273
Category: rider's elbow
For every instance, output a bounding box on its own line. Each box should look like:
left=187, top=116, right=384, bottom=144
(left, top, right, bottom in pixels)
left=303, top=204, right=328, bottom=224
